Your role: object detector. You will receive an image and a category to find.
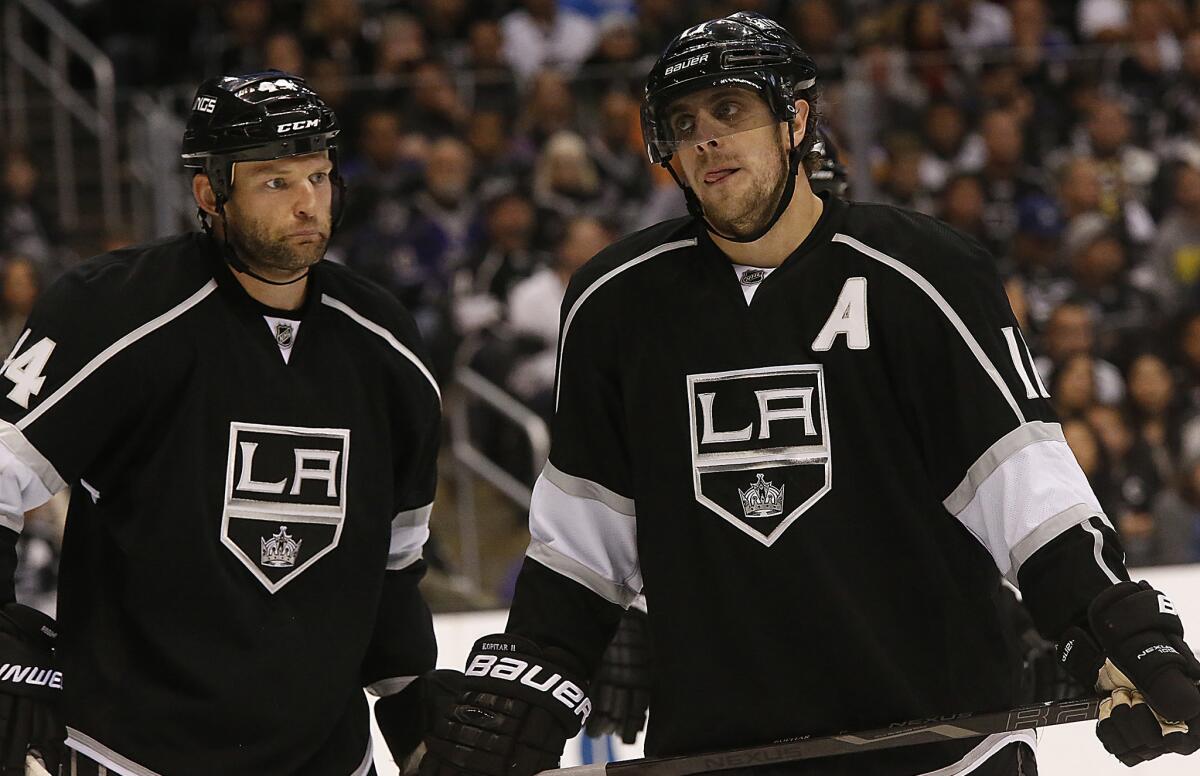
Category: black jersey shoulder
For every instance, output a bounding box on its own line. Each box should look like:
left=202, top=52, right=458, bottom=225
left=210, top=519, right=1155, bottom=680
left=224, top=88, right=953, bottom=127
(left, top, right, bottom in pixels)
left=317, top=260, right=425, bottom=349
left=32, top=232, right=216, bottom=340
left=835, top=200, right=1000, bottom=290
left=315, top=260, right=440, bottom=401
left=563, top=216, right=697, bottom=315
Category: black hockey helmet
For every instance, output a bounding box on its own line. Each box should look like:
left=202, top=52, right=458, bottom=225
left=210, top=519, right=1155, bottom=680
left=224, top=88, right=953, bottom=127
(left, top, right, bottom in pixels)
left=181, top=70, right=342, bottom=211
left=641, top=12, right=818, bottom=242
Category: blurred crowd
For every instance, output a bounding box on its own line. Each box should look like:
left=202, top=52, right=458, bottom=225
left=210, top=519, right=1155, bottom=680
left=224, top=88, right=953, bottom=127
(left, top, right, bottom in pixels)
left=10, top=0, right=1199, bottom=576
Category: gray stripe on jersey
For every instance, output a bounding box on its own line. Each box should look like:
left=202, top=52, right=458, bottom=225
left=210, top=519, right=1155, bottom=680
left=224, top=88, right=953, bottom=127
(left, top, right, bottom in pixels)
left=366, top=674, right=417, bottom=697
left=527, top=469, right=641, bottom=607
left=527, top=539, right=639, bottom=608
left=18, top=281, right=218, bottom=433
left=1009, top=503, right=1108, bottom=578
left=555, top=238, right=698, bottom=410
left=66, top=728, right=163, bottom=776
left=943, top=421, right=1064, bottom=515
left=916, top=731, right=1036, bottom=775
left=349, top=738, right=375, bottom=776
left=387, top=503, right=431, bottom=571
left=321, top=295, right=441, bottom=405
left=542, top=461, right=636, bottom=516
left=0, top=420, right=65, bottom=494
left=830, top=233, right=1025, bottom=424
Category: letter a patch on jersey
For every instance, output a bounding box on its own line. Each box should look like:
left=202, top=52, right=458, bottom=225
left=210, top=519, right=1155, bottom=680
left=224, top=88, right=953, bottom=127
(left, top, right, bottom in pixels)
left=221, top=422, right=350, bottom=592
left=687, top=365, right=831, bottom=545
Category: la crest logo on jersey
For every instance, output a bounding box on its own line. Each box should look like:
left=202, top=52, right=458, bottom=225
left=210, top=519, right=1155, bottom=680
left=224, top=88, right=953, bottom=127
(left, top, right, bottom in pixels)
left=222, top=422, right=349, bottom=592
left=687, top=364, right=831, bottom=545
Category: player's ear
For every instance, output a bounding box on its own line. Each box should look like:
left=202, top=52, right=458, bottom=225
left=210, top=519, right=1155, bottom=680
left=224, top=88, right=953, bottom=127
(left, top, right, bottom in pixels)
left=192, top=173, right=221, bottom=218
left=791, top=99, right=810, bottom=147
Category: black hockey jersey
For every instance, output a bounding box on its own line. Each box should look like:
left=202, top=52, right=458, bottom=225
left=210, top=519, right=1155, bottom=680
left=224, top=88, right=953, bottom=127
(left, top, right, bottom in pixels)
left=0, top=233, right=440, bottom=775
left=507, top=194, right=1128, bottom=774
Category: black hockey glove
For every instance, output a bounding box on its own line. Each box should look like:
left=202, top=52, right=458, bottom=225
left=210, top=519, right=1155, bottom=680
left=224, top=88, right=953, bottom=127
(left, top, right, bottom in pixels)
left=374, top=677, right=425, bottom=774
left=1059, top=581, right=1200, bottom=766
left=0, top=603, right=62, bottom=775
left=419, top=634, right=590, bottom=776
left=584, top=607, right=650, bottom=744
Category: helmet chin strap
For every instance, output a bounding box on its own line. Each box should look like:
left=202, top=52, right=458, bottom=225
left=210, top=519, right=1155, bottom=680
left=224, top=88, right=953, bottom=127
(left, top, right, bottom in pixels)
left=198, top=203, right=311, bottom=287
left=669, top=121, right=803, bottom=244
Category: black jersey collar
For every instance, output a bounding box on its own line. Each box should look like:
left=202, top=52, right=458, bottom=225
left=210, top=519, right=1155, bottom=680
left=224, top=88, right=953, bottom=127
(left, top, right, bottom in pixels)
left=202, top=232, right=323, bottom=320
left=696, top=191, right=847, bottom=273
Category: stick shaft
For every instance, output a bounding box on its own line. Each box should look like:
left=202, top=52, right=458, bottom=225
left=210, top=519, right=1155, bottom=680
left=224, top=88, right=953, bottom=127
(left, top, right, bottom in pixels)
left=548, top=697, right=1101, bottom=776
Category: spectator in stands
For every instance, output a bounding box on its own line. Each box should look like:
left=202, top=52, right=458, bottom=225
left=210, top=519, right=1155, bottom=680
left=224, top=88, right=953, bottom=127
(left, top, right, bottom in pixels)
left=918, top=101, right=977, bottom=193
left=263, top=29, right=306, bottom=76
left=1118, top=0, right=1181, bottom=130
left=1073, top=97, right=1159, bottom=235
left=339, top=107, right=418, bottom=234
left=967, top=107, right=1048, bottom=256
left=532, top=131, right=618, bottom=246
left=1036, top=300, right=1126, bottom=404
left=787, top=0, right=850, bottom=82
left=1051, top=352, right=1099, bottom=419
left=420, top=0, right=472, bottom=60
left=406, top=60, right=470, bottom=140
left=371, top=13, right=428, bottom=98
left=1089, top=403, right=1163, bottom=546
left=345, top=136, right=482, bottom=340
left=518, top=69, right=577, bottom=151
left=1163, top=28, right=1200, bottom=138
left=1151, top=455, right=1200, bottom=565
left=0, top=150, right=60, bottom=280
left=1175, top=310, right=1200, bottom=416
left=580, top=14, right=647, bottom=98
left=588, top=90, right=650, bottom=221
left=1009, top=193, right=1073, bottom=327
left=1149, top=163, right=1200, bottom=313
left=506, top=216, right=612, bottom=418
left=1064, top=218, right=1160, bottom=355
left=902, top=1, right=961, bottom=106
left=500, top=0, right=599, bottom=83
left=1125, top=350, right=1184, bottom=491
left=938, top=173, right=992, bottom=252
left=302, top=0, right=371, bottom=77
left=0, top=256, right=39, bottom=354
left=453, top=192, right=546, bottom=340
left=877, top=141, right=935, bottom=214
left=466, top=20, right=520, bottom=116
left=1062, top=417, right=1120, bottom=524
left=944, top=0, right=1013, bottom=54
left=217, top=0, right=272, bottom=75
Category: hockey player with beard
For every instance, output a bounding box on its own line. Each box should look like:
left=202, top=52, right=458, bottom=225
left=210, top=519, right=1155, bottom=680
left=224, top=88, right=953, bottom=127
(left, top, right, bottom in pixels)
left=0, top=72, right=440, bottom=775
left=420, top=12, right=1200, bottom=776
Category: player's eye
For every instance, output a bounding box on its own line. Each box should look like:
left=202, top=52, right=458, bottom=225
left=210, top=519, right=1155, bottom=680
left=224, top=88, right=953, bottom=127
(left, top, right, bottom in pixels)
left=265, top=178, right=286, bottom=190
left=671, top=113, right=696, bottom=139
left=309, top=172, right=329, bottom=185
left=714, top=100, right=742, bottom=122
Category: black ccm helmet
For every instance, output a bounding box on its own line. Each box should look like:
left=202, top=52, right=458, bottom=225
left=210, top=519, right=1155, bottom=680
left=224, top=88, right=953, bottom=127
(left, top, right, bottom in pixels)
left=181, top=71, right=343, bottom=220
left=641, top=12, right=817, bottom=243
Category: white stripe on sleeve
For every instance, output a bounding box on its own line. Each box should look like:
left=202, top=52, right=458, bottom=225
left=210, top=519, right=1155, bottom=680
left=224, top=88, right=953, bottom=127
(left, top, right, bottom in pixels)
left=387, top=503, right=432, bottom=571
left=945, top=424, right=1106, bottom=581
left=526, top=466, right=640, bottom=607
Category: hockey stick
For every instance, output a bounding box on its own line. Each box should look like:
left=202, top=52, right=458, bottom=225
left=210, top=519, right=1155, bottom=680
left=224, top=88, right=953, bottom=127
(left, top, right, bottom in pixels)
left=545, top=696, right=1103, bottom=776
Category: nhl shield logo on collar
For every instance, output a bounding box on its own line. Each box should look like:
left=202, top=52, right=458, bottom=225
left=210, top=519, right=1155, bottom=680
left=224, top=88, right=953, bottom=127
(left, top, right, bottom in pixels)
left=687, top=364, right=831, bottom=545
left=221, top=422, right=350, bottom=592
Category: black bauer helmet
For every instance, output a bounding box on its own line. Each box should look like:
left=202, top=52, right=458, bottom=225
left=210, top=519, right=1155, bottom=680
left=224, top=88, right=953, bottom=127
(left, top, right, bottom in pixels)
left=181, top=70, right=343, bottom=219
left=641, top=12, right=817, bottom=243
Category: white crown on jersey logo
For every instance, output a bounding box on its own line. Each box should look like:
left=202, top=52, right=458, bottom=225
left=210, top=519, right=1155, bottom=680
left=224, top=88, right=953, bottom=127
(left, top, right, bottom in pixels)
left=738, top=473, right=785, bottom=518
left=261, top=525, right=302, bottom=567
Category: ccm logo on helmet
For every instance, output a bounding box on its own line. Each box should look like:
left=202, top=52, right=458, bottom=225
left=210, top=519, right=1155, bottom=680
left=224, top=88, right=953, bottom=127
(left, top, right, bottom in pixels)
left=665, top=53, right=710, bottom=76
left=277, top=119, right=321, bottom=134
left=466, top=654, right=592, bottom=721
